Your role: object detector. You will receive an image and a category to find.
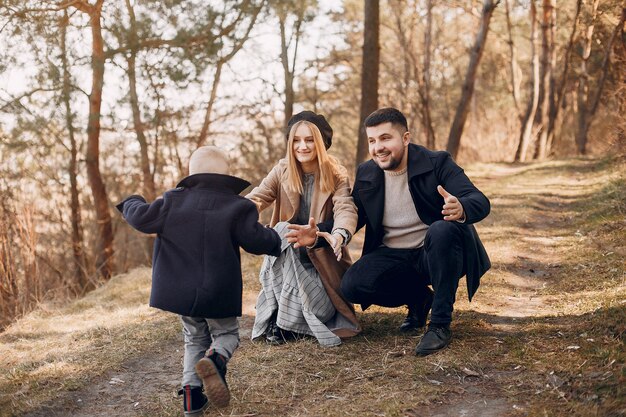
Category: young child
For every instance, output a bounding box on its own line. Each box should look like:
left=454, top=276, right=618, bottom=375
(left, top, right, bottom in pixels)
left=117, top=146, right=281, bottom=415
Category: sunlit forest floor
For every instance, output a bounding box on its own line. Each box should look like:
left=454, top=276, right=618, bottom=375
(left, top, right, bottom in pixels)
left=1, top=156, right=624, bottom=417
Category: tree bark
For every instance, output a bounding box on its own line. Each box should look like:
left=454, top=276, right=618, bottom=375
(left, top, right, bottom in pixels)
left=60, top=9, right=89, bottom=293
left=446, top=0, right=499, bottom=159
left=575, top=1, right=625, bottom=154
left=548, top=0, right=582, bottom=155
left=389, top=0, right=411, bottom=113
left=125, top=0, right=156, bottom=202
left=504, top=0, right=522, bottom=116
left=575, top=0, right=600, bottom=155
left=389, top=0, right=433, bottom=146
left=536, top=0, right=555, bottom=159
left=422, top=0, right=436, bottom=149
left=515, top=0, right=540, bottom=162
left=357, top=0, right=380, bottom=166
left=82, top=0, right=114, bottom=280
left=277, top=6, right=304, bottom=132
left=197, top=61, right=224, bottom=147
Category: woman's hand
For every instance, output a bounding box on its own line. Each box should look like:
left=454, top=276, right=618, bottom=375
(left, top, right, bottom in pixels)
left=316, top=231, right=344, bottom=261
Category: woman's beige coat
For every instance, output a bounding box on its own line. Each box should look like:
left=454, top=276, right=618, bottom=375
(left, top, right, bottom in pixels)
left=246, top=158, right=360, bottom=337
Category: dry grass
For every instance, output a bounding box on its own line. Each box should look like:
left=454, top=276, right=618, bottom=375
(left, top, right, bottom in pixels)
left=0, top=268, right=180, bottom=416
left=464, top=156, right=626, bottom=416
left=0, top=156, right=624, bottom=417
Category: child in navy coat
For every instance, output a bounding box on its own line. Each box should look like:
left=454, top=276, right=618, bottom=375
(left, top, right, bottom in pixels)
left=117, top=146, right=280, bottom=415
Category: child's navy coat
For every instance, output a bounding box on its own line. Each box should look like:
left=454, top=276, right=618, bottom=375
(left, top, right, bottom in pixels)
left=117, top=173, right=281, bottom=318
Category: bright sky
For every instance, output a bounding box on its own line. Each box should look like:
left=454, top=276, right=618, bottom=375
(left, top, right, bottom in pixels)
left=0, top=1, right=348, bottom=145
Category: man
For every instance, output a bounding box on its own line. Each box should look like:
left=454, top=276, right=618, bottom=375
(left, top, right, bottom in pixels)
left=288, top=107, right=490, bottom=356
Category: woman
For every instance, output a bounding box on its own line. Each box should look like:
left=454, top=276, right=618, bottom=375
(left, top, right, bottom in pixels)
left=247, top=111, right=360, bottom=347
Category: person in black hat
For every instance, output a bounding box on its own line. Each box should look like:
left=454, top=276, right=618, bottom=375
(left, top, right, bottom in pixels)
left=246, top=111, right=361, bottom=347
left=288, top=107, right=491, bottom=357
left=286, top=110, right=334, bottom=149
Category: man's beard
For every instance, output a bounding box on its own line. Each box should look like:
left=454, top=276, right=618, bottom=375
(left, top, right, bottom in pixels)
left=374, top=151, right=403, bottom=171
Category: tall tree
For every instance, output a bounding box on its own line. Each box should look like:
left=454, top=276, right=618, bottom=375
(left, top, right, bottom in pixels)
left=0, top=0, right=100, bottom=294
left=387, top=0, right=417, bottom=135
left=70, top=0, right=113, bottom=280
left=357, top=0, right=380, bottom=166
left=515, top=0, right=540, bottom=162
left=535, top=0, right=555, bottom=159
left=547, top=0, right=582, bottom=155
left=271, top=0, right=316, bottom=130
left=387, top=0, right=436, bottom=148
left=123, top=0, right=156, bottom=202
left=387, top=0, right=413, bottom=114
left=421, top=0, right=436, bottom=149
left=110, top=0, right=266, bottom=184
left=60, top=9, right=89, bottom=292
left=446, top=0, right=499, bottom=159
left=574, top=0, right=625, bottom=154
left=505, top=0, right=523, bottom=117
left=197, top=0, right=266, bottom=146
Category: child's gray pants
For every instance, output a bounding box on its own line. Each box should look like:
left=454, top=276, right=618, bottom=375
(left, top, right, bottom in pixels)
left=180, top=315, right=239, bottom=387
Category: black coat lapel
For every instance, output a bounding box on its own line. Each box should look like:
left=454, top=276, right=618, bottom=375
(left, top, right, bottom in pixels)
left=407, top=144, right=434, bottom=180
left=357, top=163, right=385, bottom=235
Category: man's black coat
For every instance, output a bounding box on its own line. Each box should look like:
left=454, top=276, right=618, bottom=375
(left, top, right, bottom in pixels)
left=352, top=144, right=491, bottom=300
left=117, top=173, right=281, bottom=318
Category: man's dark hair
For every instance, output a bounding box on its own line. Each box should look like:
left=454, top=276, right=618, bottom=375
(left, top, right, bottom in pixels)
left=364, top=107, right=408, bottom=132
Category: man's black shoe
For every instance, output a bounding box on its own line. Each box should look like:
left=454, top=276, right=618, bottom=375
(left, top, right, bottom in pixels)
left=415, top=324, right=452, bottom=356
left=400, top=287, right=434, bottom=332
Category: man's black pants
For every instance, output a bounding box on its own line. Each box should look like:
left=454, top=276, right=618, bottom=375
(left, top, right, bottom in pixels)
left=341, top=220, right=466, bottom=326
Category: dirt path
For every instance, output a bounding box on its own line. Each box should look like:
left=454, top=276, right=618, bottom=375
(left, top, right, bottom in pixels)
left=19, top=158, right=624, bottom=417
left=396, top=159, right=617, bottom=417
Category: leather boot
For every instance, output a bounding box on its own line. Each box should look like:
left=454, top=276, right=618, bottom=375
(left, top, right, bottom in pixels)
left=415, top=324, right=452, bottom=356
left=195, top=351, right=230, bottom=408
left=399, top=287, right=434, bottom=332
left=178, top=385, right=208, bottom=416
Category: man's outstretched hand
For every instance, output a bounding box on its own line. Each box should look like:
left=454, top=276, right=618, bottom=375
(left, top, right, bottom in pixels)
left=286, top=217, right=318, bottom=248
left=316, top=231, right=344, bottom=261
left=438, top=185, right=465, bottom=222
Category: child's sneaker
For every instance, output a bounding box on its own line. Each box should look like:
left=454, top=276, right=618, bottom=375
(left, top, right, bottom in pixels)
left=195, top=351, right=230, bottom=408
left=177, top=385, right=208, bottom=416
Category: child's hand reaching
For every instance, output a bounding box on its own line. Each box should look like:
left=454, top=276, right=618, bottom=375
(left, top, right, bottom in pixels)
left=286, top=217, right=318, bottom=248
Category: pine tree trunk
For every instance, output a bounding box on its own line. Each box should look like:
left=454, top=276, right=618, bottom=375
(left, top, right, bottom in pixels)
left=542, top=0, right=558, bottom=158
left=504, top=0, right=522, bottom=116
left=446, top=0, right=498, bottom=159
left=124, top=0, right=156, bottom=262
left=536, top=0, right=554, bottom=160
left=575, top=0, right=600, bottom=155
left=84, top=1, right=114, bottom=280
left=357, top=0, right=380, bottom=166
left=422, top=0, right=436, bottom=149
left=576, top=1, right=625, bottom=154
left=279, top=11, right=302, bottom=132
left=125, top=0, right=156, bottom=202
left=60, top=10, right=89, bottom=293
left=515, top=0, right=540, bottom=162
left=548, top=0, right=582, bottom=155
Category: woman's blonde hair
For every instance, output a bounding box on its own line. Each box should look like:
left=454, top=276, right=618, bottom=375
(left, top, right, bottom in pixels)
left=286, top=120, right=341, bottom=194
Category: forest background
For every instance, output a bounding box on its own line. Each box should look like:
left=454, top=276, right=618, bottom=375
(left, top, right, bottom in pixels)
left=0, top=0, right=624, bottom=329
